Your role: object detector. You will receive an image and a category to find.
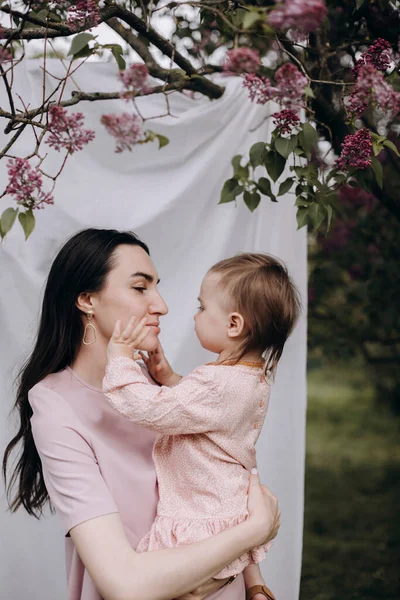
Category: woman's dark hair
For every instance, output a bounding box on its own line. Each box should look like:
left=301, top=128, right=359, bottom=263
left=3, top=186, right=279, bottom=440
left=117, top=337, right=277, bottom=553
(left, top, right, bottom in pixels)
left=2, top=228, right=149, bottom=517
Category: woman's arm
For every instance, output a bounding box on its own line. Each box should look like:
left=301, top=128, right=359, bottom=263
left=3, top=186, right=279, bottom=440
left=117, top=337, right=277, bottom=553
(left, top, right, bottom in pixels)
left=244, top=564, right=272, bottom=600
left=70, top=473, right=279, bottom=600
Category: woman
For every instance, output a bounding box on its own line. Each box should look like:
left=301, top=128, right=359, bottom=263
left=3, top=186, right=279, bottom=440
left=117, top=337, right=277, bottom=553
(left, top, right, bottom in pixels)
left=3, top=229, right=280, bottom=600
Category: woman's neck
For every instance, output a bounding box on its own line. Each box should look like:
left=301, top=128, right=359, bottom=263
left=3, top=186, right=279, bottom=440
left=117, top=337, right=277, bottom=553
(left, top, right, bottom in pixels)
left=70, top=340, right=108, bottom=390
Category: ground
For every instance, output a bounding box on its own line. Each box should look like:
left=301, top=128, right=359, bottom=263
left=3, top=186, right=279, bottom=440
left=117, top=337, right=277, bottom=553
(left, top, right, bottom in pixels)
left=300, top=364, right=400, bottom=600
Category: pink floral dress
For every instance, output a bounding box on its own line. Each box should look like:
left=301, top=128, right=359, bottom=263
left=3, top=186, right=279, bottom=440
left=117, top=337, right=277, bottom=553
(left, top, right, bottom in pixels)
left=103, top=357, right=272, bottom=578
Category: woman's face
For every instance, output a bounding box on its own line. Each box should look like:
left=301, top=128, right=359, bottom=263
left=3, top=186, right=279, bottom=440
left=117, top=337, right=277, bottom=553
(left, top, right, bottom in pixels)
left=91, top=244, right=168, bottom=351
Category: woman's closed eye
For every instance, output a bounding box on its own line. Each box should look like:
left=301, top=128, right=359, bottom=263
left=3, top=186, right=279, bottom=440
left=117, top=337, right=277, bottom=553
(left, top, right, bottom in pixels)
left=132, top=286, right=146, bottom=293
left=197, top=305, right=204, bottom=311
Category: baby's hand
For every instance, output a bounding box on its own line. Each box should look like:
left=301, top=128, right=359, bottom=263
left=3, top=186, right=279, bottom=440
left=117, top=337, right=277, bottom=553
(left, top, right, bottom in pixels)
left=139, top=342, right=181, bottom=387
left=107, top=317, right=150, bottom=361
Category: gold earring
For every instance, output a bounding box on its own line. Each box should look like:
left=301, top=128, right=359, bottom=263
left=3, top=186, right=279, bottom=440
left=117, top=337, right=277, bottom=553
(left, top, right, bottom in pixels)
left=82, top=311, right=97, bottom=345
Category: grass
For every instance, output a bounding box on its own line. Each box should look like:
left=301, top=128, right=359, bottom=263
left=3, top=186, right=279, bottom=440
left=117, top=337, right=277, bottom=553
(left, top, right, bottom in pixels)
left=300, top=365, right=400, bottom=600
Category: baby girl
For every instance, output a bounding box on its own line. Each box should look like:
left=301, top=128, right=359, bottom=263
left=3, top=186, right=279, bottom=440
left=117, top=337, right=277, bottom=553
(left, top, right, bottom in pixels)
left=103, top=253, right=301, bottom=599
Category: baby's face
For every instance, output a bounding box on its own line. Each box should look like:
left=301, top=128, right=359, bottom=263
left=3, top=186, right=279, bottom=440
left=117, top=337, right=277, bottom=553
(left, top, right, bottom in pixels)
left=194, top=273, right=231, bottom=354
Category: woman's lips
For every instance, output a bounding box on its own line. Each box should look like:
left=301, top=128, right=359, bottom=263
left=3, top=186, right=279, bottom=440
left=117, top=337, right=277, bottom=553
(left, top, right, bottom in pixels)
left=148, top=324, right=160, bottom=334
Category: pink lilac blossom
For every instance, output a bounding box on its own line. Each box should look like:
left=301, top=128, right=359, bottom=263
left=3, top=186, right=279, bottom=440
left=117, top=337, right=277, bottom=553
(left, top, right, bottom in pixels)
left=268, top=0, right=327, bottom=34
left=335, top=128, right=373, bottom=171
left=352, top=38, right=392, bottom=79
left=347, top=63, right=400, bottom=118
left=64, top=0, right=100, bottom=28
left=46, top=105, right=95, bottom=153
left=6, top=158, right=54, bottom=209
left=120, top=64, right=151, bottom=100
left=274, top=63, right=308, bottom=110
left=101, top=113, right=143, bottom=153
left=272, top=109, right=300, bottom=135
left=243, top=74, right=276, bottom=104
left=243, top=63, right=307, bottom=111
left=223, top=48, right=261, bottom=74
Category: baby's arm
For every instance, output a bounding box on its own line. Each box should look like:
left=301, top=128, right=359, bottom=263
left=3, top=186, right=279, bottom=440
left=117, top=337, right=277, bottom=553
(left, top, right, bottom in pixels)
left=140, top=342, right=182, bottom=387
left=107, top=317, right=181, bottom=386
left=104, top=318, right=221, bottom=435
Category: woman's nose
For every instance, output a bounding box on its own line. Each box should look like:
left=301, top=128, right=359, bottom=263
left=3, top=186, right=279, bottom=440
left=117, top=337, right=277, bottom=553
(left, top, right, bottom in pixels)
left=149, top=292, right=168, bottom=315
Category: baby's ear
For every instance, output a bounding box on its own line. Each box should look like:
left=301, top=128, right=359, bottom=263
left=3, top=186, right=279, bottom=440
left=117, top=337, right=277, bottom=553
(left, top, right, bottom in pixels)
left=227, top=312, right=245, bottom=338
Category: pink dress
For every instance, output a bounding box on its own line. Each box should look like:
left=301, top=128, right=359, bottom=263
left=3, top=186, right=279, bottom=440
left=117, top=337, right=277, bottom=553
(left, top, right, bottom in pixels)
left=103, top=357, right=271, bottom=579
left=29, top=367, right=246, bottom=600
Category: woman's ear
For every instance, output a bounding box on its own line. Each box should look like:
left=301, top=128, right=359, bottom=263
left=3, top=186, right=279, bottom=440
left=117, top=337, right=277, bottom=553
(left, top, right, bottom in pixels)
left=76, top=292, right=95, bottom=315
left=227, top=312, right=245, bottom=338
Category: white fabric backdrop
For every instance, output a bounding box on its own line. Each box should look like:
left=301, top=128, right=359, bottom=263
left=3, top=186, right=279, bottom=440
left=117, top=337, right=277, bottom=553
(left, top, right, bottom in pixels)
left=0, top=61, right=307, bottom=600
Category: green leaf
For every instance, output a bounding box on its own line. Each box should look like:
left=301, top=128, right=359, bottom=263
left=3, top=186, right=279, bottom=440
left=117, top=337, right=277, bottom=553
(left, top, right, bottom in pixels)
left=249, top=142, right=267, bottom=168
left=36, top=9, right=50, bottom=19
left=383, top=139, right=400, bottom=158
left=243, top=191, right=261, bottom=212
left=231, top=8, right=247, bottom=26
left=219, top=178, right=242, bottom=204
left=295, top=196, right=311, bottom=207
left=18, top=210, right=35, bottom=240
left=275, top=135, right=298, bottom=159
left=256, top=177, right=277, bottom=202
left=102, top=43, right=126, bottom=70
left=1, top=207, right=17, bottom=236
left=304, top=86, right=315, bottom=98
left=326, top=204, right=333, bottom=232
left=243, top=10, right=261, bottom=29
left=293, top=164, right=319, bottom=185
left=155, top=134, right=169, bottom=149
left=294, top=147, right=307, bottom=158
left=278, top=177, right=294, bottom=196
left=111, top=47, right=126, bottom=71
left=372, top=141, right=383, bottom=157
left=308, top=203, right=325, bottom=230
left=355, top=0, right=366, bottom=9
left=296, top=207, right=308, bottom=230
left=299, top=123, right=318, bottom=160
left=231, top=155, right=249, bottom=179
left=371, top=157, right=383, bottom=189
left=264, top=150, right=286, bottom=182
left=71, top=44, right=95, bottom=60
left=68, top=33, right=95, bottom=56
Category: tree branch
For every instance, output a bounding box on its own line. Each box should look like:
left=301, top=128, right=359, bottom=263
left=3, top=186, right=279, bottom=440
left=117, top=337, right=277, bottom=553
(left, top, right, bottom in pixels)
left=0, top=3, right=224, bottom=100
left=106, top=18, right=182, bottom=84
left=0, top=78, right=204, bottom=129
left=0, top=4, right=120, bottom=39
left=0, top=6, right=71, bottom=33
left=111, top=4, right=224, bottom=99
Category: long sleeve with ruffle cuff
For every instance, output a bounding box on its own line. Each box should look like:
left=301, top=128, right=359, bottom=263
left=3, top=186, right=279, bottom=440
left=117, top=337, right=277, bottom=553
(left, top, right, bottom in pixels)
left=103, top=356, right=222, bottom=436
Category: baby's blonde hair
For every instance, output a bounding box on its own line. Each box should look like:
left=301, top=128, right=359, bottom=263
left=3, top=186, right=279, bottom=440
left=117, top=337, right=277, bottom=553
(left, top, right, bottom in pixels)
left=208, top=253, right=301, bottom=377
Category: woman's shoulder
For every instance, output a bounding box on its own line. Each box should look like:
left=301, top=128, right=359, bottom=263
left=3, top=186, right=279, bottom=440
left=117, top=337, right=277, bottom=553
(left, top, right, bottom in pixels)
left=29, top=369, right=80, bottom=420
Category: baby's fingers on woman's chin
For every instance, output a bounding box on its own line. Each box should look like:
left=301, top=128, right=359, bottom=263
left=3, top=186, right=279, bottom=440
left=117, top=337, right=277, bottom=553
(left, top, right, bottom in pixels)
left=111, top=320, right=122, bottom=339
left=120, top=316, right=137, bottom=340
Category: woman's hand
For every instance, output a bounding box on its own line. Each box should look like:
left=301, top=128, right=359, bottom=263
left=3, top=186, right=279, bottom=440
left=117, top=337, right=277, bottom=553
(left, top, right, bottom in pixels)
left=175, top=576, right=230, bottom=600
left=246, top=469, right=280, bottom=547
left=139, top=342, right=182, bottom=386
